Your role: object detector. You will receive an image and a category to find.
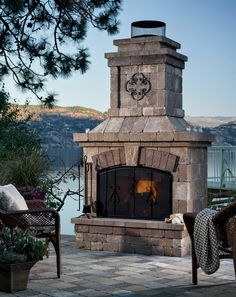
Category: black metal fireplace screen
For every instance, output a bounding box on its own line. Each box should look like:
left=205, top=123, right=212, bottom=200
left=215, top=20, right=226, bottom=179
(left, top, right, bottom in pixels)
left=97, top=166, right=172, bottom=219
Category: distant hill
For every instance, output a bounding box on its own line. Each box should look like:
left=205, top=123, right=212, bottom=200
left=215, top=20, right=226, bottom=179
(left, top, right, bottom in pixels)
left=24, top=106, right=236, bottom=167
left=203, top=121, right=236, bottom=146
left=185, top=116, right=236, bottom=128
left=24, top=105, right=106, bottom=121
left=26, top=105, right=104, bottom=168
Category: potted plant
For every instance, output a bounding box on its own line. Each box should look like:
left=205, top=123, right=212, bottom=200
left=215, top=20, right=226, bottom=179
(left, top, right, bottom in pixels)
left=0, top=227, right=46, bottom=293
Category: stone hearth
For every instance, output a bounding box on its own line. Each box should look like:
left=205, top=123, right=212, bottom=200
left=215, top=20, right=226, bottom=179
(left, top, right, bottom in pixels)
left=72, top=22, right=212, bottom=256
left=71, top=217, right=188, bottom=256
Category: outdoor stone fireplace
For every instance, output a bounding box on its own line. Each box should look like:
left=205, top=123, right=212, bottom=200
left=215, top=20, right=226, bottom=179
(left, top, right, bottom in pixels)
left=72, top=21, right=212, bottom=256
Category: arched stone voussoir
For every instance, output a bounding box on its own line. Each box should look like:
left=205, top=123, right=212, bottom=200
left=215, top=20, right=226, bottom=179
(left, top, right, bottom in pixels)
left=139, top=148, right=178, bottom=172
left=91, top=148, right=126, bottom=170
left=91, top=147, right=178, bottom=172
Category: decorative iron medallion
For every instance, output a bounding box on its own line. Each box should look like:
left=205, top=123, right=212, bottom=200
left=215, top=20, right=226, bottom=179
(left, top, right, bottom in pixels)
left=125, top=72, right=151, bottom=101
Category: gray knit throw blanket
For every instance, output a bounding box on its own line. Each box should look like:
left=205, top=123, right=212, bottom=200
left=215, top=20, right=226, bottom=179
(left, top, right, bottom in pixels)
left=193, top=208, right=219, bottom=275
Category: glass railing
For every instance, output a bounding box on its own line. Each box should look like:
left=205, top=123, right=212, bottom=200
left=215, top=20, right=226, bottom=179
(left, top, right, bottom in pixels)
left=208, top=146, right=236, bottom=190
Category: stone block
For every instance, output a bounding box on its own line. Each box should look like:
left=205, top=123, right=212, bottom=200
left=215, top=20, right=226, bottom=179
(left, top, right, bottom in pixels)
left=98, top=153, right=108, bottom=168
left=125, top=145, right=140, bottom=166
left=120, top=65, right=139, bottom=75
left=190, top=148, right=208, bottom=164
left=75, top=225, right=89, bottom=233
left=90, top=226, right=113, bottom=235
left=138, top=229, right=153, bottom=237
left=143, top=107, right=154, bottom=116
left=91, top=242, right=103, bottom=251
left=119, top=148, right=126, bottom=164
left=156, top=132, right=174, bottom=141
left=75, top=233, right=84, bottom=241
left=145, top=149, right=154, bottom=167
left=87, top=233, right=106, bottom=243
left=165, top=56, right=185, bottom=69
left=151, top=246, right=165, bottom=256
left=170, top=147, right=190, bottom=164
left=165, top=230, right=185, bottom=239
left=172, top=182, right=188, bottom=201
left=105, top=117, right=124, bottom=133
left=164, top=247, right=182, bottom=257
left=75, top=240, right=86, bottom=249
left=139, top=147, right=146, bottom=165
left=125, top=235, right=142, bottom=245
left=120, top=117, right=137, bottom=133
left=142, top=54, right=165, bottom=65
left=108, top=108, right=119, bottom=116
left=104, top=132, right=119, bottom=142
left=112, top=227, right=126, bottom=235
left=134, top=245, right=152, bottom=255
left=165, top=153, right=178, bottom=172
left=103, top=242, right=120, bottom=252
left=73, top=133, right=88, bottom=142
left=119, top=108, right=133, bottom=117
left=125, top=228, right=140, bottom=237
left=88, top=133, right=104, bottom=142
left=150, top=229, right=165, bottom=238
left=105, top=150, right=115, bottom=167
left=130, top=55, right=143, bottom=65
left=107, top=235, right=125, bottom=243
left=129, top=132, right=141, bottom=142
left=172, top=199, right=187, bottom=213
left=131, top=117, right=148, bottom=133
left=119, top=243, right=135, bottom=253
left=130, top=107, right=143, bottom=116
left=83, top=240, right=91, bottom=250
left=159, top=151, right=169, bottom=170
left=108, top=56, right=131, bottom=67
left=140, top=132, right=157, bottom=142
left=149, top=237, right=162, bottom=246
left=118, top=133, right=130, bottom=142
left=110, top=91, right=118, bottom=109
left=112, top=149, right=121, bottom=165
left=173, top=164, right=187, bottom=182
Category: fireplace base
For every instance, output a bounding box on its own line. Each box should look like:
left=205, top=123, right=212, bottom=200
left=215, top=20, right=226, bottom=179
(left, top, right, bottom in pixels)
left=71, top=217, right=190, bottom=256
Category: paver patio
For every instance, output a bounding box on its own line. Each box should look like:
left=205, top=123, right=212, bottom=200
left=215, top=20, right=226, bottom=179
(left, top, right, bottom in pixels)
left=1, top=235, right=235, bottom=297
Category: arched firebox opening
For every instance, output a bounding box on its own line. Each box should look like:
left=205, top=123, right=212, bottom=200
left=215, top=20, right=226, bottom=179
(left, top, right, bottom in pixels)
left=97, top=166, right=172, bottom=220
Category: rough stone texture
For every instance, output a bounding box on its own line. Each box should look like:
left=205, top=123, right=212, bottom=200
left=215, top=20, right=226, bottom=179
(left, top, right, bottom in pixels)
left=72, top=218, right=189, bottom=257
left=124, top=145, right=140, bottom=166
left=73, top=34, right=212, bottom=257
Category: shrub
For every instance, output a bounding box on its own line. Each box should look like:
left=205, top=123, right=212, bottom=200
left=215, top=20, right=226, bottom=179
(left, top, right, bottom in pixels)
left=0, top=227, right=46, bottom=263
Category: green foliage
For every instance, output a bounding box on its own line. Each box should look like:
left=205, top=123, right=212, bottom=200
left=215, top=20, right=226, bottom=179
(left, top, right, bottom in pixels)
left=0, top=148, right=49, bottom=188
left=0, top=0, right=122, bottom=106
left=0, top=85, right=39, bottom=160
left=0, top=86, right=83, bottom=211
left=0, top=85, right=49, bottom=193
left=0, top=227, right=46, bottom=263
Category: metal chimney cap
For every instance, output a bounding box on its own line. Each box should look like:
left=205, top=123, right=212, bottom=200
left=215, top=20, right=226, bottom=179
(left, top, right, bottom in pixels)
left=131, top=20, right=166, bottom=38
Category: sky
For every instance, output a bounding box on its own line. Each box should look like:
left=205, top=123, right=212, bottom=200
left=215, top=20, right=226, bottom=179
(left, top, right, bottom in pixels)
left=5, top=0, right=236, bottom=117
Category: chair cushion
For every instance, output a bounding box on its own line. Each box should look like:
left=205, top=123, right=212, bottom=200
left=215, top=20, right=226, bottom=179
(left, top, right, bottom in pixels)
left=0, top=184, right=29, bottom=211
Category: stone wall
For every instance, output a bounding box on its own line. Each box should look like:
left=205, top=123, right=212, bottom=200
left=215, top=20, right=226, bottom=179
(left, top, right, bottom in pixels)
left=71, top=218, right=190, bottom=257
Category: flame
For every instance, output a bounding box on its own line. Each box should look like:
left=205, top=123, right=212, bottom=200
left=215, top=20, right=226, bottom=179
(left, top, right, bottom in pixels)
left=135, top=180, right=158, bottom=203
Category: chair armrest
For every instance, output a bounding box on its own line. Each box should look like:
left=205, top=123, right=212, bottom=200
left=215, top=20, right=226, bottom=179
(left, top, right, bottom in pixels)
left=0, top=208, right=60, bottom=228
left=213, top=200, right=236, bottom=225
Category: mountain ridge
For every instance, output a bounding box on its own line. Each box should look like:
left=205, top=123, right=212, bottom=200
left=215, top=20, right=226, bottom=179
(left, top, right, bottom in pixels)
left=24, top=106, right=236, bottom=167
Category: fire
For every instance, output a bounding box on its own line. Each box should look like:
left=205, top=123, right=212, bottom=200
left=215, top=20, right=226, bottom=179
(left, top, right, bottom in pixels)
left=135, top=179, right=158, bottom=203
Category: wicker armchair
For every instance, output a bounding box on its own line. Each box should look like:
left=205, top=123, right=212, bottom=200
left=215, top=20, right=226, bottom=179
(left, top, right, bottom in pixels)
left=0, top=200, right=61, bottom=278
left=183, top=200, right=236, bottom=284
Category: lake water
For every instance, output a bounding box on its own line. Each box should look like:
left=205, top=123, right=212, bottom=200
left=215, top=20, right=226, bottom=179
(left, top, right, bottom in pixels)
left=55, top=171, right=83, bottom=235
